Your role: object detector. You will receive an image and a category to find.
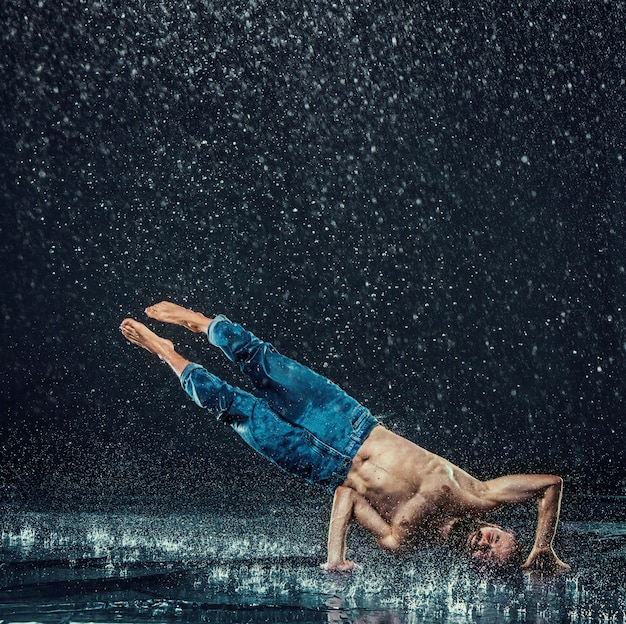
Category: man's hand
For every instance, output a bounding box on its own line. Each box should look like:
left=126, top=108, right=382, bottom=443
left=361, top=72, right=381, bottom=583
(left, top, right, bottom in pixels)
left=521, top=545, right=570, bottom=572
left=321, top=560, right=360, bottom=573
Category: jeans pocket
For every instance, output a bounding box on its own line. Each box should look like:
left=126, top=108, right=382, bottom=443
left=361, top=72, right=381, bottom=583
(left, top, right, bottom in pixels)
left=304, top=430, right=346, bottom=462
left=350, top=405, right=378, bottom=441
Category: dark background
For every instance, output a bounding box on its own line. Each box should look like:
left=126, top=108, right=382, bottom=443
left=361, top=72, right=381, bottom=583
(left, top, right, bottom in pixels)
left=1, top=0, right=624, bottom=509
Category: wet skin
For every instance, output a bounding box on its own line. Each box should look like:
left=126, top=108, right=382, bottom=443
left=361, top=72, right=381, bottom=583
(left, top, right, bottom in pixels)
left=328, top=425, right=568, bottom=572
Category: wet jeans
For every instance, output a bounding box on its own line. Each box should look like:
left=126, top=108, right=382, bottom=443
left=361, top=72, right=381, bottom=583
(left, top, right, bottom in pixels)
left=179, top=315, right=379, bottom=493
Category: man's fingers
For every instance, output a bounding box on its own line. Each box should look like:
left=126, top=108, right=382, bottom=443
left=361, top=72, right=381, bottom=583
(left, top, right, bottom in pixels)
left=520, top=552, right=570, bottom=572
left=321, top=561, right=359, bottom=573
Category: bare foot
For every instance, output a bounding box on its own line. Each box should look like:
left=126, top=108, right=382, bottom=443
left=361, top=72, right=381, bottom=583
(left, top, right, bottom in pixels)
left=120, top=318, right=176, bottom=360
left=145, top=301, right=212, bottom=333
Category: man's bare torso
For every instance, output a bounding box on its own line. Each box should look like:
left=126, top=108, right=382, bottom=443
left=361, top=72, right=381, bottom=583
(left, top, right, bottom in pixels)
left=343, top=426, right=490, bottom=548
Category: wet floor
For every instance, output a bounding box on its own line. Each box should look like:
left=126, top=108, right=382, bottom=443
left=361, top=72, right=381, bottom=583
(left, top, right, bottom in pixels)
left=1, top=497, right=625, bottom=623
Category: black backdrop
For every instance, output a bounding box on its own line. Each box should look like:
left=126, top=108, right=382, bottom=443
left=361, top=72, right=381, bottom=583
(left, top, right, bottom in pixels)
left=1, top=0, right=624, bottom=509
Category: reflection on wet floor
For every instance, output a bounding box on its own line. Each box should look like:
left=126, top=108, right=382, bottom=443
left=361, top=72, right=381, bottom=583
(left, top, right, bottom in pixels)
left=0, top=502, right=625, bottom=623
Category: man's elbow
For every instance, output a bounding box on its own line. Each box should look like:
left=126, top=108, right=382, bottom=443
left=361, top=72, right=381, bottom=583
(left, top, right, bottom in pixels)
left=548, top=475, right=564, bottom=489
left=378, top=533, right=405, bottom=554
left=539, top=475, right=564, bottom=500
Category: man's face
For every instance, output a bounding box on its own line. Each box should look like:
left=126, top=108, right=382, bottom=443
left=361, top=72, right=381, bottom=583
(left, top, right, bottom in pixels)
left=466, top=524, right=518, bottom=567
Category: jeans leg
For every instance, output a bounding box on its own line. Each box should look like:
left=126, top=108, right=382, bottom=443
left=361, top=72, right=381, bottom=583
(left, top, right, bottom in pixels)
left=207, top=316, right=362, bottom=423
left=180, top=363, right=239, bottom=417
left=180, top=362, right=281, bottom=455
left=179, top=362, right=351, bottom=490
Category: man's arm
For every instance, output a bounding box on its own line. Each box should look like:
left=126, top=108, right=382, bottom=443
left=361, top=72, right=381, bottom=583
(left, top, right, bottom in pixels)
left=324, top=486, right=402, bottom=571
left=481, top=474, right=569, bottom=570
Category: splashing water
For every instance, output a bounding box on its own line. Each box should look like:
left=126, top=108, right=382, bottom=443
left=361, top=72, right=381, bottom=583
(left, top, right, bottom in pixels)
left=1, top=499, right=625, bottom=623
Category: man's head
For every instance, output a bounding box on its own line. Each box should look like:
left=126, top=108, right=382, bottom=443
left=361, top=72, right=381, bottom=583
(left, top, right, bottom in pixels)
left=448, top=518, right=523, bottom=570
left=466, top=523, right=520, bottom=568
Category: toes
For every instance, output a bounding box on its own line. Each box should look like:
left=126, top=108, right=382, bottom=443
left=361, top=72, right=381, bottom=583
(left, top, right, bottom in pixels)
left=145, top=302, right=168, bottom=318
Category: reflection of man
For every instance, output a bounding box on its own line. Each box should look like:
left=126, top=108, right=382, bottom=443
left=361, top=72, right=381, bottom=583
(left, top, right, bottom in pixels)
left=326, top=599, right=403, bottom=624
left=121, top=302, right=569, bottom=572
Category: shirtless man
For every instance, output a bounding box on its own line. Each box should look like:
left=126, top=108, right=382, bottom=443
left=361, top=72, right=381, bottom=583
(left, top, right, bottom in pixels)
left=120, top=302, right=569, bottom=573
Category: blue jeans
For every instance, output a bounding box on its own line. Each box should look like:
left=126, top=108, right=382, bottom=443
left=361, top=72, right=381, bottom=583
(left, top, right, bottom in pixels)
left=179, top=315, right=379, bottom=493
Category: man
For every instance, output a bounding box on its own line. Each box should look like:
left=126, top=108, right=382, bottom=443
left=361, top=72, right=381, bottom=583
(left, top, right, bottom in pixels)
left=120, top=302, right=569, bottom=572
